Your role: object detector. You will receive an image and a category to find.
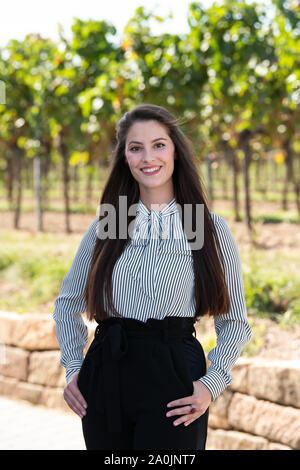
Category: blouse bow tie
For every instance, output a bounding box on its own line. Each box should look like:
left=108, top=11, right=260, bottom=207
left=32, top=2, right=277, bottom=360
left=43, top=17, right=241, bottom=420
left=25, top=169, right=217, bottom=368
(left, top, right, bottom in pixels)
left=124, top=198, right=189, bottom=300
left=132, top=198, right=179, bottom=245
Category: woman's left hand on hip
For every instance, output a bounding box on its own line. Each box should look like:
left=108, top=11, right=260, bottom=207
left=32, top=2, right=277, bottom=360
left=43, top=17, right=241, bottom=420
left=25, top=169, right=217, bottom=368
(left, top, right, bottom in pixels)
left=165, top=381, right=212, bottom=427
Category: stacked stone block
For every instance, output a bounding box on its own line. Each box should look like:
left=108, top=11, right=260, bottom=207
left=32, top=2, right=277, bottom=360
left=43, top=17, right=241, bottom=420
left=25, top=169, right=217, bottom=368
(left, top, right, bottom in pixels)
left=0, top=312, right=299, bottom=450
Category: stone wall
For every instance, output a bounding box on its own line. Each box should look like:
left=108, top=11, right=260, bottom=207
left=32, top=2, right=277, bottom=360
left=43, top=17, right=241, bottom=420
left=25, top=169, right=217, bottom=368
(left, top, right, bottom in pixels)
left=206, top=357, right=300, bottom=450
left=0, top=312, right=299, bottom=450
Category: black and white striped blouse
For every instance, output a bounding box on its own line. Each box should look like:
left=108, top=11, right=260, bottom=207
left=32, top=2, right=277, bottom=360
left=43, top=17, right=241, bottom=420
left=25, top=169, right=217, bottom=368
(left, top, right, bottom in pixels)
left=53, top=197, right=252, bottom=401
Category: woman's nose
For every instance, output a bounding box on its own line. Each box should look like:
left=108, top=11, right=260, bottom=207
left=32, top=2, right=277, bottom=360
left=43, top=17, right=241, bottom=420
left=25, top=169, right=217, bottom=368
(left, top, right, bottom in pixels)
left=142, top=148, right=155, bottom=162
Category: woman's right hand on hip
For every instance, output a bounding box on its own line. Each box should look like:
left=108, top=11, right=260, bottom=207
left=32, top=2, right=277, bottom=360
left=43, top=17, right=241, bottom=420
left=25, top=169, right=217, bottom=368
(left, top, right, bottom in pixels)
left=63, top=372, right=88, bottom=418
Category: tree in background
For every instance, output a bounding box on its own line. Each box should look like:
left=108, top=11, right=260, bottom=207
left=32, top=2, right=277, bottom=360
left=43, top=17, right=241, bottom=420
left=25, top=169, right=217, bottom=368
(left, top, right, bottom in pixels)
left=0, top=0, right=299, bottom=234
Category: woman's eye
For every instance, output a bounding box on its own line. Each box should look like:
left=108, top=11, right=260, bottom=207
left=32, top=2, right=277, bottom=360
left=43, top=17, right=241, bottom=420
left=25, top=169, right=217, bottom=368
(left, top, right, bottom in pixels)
left=129, top=143, right=165, bottom=152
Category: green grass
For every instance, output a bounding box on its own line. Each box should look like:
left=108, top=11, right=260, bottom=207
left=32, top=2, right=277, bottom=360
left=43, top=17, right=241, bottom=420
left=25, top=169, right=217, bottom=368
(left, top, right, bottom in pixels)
left=0, top=230, right=82, bottom=314
left=254, top=212, right=299, bottom=224
left=241, top=318, right=267, bottom=357
left=0, top=199, right=99, bottom=215
left=241, top=249, right=300, bottom=326
left=209, top=208, right=299, bottom=224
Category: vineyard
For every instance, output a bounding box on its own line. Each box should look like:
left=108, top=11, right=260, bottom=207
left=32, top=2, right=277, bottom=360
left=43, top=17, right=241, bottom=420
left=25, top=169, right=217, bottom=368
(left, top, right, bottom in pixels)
left=0, top=1, right=299, bottom=336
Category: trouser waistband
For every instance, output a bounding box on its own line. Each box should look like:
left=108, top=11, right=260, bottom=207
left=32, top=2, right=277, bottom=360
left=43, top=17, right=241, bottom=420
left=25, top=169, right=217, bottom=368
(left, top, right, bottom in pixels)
left=95, top=316, right=196, bottom=342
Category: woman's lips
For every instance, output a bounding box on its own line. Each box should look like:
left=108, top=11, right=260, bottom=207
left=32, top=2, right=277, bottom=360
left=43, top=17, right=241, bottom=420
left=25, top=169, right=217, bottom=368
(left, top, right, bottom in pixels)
left=140, top=166, right=162, bottom=175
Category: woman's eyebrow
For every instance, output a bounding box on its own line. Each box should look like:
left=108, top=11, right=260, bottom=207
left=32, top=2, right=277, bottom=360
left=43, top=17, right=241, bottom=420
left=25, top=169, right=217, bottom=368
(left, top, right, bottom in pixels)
left=128, top=137, right=168, bottom=145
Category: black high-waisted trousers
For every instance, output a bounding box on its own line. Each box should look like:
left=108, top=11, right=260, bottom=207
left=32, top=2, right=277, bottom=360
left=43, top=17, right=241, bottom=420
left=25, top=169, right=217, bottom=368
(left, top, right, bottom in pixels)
left=77, top=316, right=209, bottom=450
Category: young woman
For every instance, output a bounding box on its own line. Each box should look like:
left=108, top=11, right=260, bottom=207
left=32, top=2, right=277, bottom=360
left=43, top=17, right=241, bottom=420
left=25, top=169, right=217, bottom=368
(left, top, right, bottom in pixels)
left=53, top=104, right=252, bottom=450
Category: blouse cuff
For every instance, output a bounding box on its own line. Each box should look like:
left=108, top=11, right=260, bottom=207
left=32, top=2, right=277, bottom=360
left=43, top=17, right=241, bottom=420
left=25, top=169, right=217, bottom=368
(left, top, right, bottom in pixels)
left=197, top=366, right=232, bottom=402
left=65, top=359, right=84, bottom=384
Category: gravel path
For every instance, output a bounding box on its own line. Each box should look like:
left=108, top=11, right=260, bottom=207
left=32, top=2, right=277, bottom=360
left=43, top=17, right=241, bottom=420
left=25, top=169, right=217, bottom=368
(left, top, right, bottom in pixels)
left=0, top=396, right=85, bottom=450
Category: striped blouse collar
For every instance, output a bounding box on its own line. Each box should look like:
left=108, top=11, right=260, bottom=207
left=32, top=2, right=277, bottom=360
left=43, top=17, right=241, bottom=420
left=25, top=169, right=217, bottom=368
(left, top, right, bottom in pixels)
left=131, top=197, right=181, bottom=247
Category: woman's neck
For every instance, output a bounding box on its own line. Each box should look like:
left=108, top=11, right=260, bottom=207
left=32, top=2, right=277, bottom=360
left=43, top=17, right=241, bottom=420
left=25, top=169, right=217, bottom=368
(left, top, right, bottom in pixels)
left=139, top=195, right=175, bottom=212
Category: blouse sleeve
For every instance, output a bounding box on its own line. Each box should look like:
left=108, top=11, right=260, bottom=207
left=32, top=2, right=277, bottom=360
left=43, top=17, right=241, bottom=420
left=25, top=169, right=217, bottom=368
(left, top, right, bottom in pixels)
left=53, top=217, right=98, bottom=383
left=197, top=214, right=252, bottom=401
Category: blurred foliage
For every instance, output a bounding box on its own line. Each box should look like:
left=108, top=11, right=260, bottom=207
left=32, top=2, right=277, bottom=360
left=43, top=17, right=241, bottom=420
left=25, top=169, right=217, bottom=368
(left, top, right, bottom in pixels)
left=0, top=0, right=299, bottom=165
left=242, top=317, right=267, bottom=356
left=242, top=249, right=300, bottom=324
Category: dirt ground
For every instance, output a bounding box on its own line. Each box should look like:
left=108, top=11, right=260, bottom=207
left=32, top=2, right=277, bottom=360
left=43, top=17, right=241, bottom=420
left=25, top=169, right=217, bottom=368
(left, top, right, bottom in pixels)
left=1, top=198, right=300, bottom=362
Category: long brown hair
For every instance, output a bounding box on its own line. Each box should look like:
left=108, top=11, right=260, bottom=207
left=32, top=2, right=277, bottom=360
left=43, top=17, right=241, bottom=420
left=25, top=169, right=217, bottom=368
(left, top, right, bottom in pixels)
left=84, top=103, right=230, bottom=322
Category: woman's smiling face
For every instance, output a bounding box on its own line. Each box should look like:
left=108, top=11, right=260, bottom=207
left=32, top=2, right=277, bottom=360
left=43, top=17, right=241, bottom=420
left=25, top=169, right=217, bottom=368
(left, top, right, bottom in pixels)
left=124, top=120, right=176, bottom=198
